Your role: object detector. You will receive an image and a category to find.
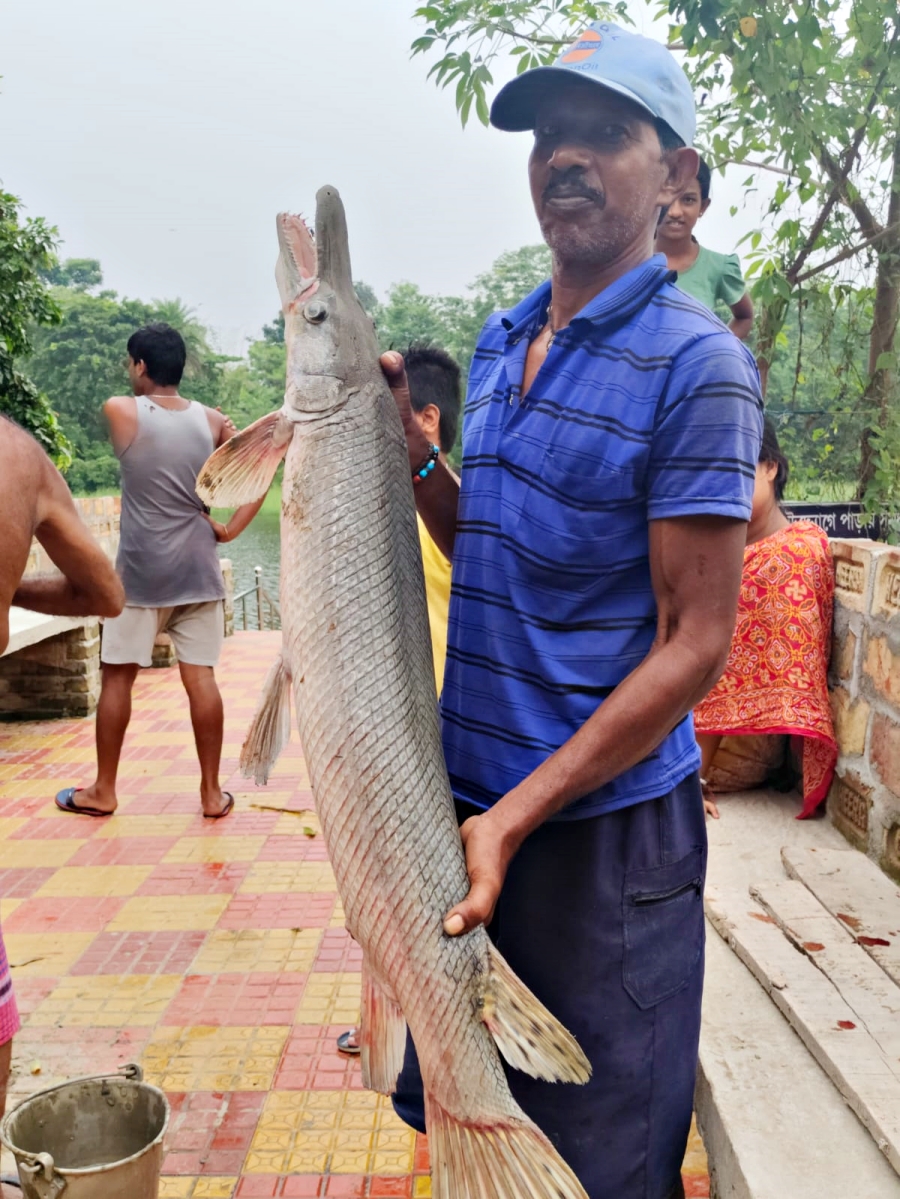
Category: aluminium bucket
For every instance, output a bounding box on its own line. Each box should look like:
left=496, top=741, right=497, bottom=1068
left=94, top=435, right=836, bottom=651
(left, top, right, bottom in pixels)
left=0, top=1064, right=169, bottom=1199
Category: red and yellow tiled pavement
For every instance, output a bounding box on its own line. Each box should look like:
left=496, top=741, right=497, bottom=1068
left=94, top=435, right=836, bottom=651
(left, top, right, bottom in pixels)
left=0, top=632, right=709, bottom=1198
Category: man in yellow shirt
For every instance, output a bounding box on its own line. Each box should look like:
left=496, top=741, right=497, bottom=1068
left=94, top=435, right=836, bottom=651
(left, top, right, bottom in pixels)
left=405, top=343, right=460, bottom=691
left=337, top=342, right=461, bottom=1056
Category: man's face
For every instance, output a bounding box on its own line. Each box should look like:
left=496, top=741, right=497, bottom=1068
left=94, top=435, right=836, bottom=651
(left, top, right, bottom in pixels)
left=126, top=356, right=142, bottom=391
left=529, top=79, right=676, bottom=269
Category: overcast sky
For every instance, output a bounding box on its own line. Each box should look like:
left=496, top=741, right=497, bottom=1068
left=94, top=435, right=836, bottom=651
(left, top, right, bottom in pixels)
left=1, top=0, right=762, bottom=353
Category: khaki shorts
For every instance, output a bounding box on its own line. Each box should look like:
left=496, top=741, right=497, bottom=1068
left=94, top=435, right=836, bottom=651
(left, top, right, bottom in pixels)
left=101, top=602, right=224, bottom=668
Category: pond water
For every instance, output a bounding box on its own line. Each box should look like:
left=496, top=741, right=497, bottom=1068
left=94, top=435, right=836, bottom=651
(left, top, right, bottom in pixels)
left=215, top=489, right=282, bottom=616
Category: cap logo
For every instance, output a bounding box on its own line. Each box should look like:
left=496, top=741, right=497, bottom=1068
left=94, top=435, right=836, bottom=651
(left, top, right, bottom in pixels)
left=560, top=29, right=602, bottom=64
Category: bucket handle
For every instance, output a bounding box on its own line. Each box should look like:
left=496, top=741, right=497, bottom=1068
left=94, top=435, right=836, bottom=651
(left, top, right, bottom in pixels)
left=18, top=1152, right=66, bottom=1198
left=10, top=1065, right=143, bottom=1198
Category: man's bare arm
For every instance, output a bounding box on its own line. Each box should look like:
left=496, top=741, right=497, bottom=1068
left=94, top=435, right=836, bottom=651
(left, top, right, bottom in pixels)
left=12, top=452, right=125, bottom=619
left=443, top=513, right=747, bottom=933
left=104, top=396, right=138, bottom=457
left=382, top=353, right=459, bottom=560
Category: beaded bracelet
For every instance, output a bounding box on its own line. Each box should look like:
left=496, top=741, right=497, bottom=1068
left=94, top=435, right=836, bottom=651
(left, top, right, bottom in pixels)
left=412, top=443, right=440, bottom=485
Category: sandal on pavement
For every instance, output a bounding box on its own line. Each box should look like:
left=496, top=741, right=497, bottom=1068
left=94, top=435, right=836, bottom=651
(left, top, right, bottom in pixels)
left=337, top=1029, right=361, bottom=1055
left=203, top=792, right=235, bottom=820
left=54, top=787, right=113, bottom=818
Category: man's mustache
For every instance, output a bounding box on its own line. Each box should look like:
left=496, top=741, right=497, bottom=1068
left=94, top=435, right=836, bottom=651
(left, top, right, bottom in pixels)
left=543, top=172, right=605, bottom=206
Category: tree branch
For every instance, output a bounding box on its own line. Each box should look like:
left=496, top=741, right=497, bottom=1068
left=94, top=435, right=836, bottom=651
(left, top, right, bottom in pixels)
left=713, top=157, right=792, bottom=178
left=794, top=221, right=900, bottom=285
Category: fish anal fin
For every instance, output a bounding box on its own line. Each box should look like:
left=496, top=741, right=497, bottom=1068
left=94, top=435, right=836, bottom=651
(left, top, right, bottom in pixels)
left=360, top=962, right=407, bottom=1096
left=481, top=943, right=591, bottom=1085
left=196, top=410, right=293, bottom=507
left=239, top=653, right=292, bottom=785
left=425, top=1093, right=588, bottom=1199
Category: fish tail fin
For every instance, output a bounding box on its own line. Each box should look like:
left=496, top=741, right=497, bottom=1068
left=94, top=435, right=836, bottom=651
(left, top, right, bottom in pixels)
left=426, top=1094, right=588, bottom=1199
left=359, top=961, right=407, bottom=1095
left=482, top=943, right=591, bottom=1084
left=239, top=653, right=292, bottom=785
left=196, top=410, right=293, bottom=507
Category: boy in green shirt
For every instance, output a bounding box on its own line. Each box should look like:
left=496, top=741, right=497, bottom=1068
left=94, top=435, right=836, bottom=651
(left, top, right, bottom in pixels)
left=657, top=157, right=755, bottom=340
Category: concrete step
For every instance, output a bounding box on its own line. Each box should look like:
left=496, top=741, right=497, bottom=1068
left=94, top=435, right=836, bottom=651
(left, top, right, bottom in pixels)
left=699, top=930, right=900, bottom=1198
left=698, top=789, right=900, bottom=1197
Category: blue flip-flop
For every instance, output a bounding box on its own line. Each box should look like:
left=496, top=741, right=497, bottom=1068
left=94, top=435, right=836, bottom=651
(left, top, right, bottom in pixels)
left=54, top=787, right=113, bottom=818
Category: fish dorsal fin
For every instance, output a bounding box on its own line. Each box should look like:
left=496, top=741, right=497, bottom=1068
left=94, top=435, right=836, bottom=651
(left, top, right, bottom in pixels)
left=480, top=943, right=591, bottom=1084
left=359, top=962, right=407, bottom=1096
left=196, top=410, right=293, bottom=508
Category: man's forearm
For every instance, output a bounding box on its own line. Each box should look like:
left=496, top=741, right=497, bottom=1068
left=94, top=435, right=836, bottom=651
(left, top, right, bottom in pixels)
left=414, top=460, right=459, bottom=561
left=222, top=496, right=266, bottom=542
left=485, top=633, right=727, bottom=854
left=13, top=571, right=124, bottom=618
left=403, top=415, right=460, bottom=560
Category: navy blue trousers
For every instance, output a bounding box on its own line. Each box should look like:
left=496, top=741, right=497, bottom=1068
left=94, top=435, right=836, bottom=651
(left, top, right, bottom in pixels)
left=392, top=774, right=706, bottom=1199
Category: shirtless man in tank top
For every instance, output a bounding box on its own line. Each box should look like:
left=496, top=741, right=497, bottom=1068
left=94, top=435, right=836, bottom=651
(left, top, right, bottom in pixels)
left=55, top=323, right=264, bottom=820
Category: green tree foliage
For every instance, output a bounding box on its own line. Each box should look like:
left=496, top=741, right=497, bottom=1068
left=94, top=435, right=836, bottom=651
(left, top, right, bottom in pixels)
left=411, top=1, right=627, bottom=125
left=766, top=290, right=873, bottom=499
left=371, top=246, right=551, bottom=374
left=0, top=190, right=70, bottom=464
left=42, top=257, right=103, bottom=292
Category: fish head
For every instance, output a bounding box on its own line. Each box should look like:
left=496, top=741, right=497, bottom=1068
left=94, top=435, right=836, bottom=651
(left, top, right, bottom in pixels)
left=276, top=186, right=376, bottom=419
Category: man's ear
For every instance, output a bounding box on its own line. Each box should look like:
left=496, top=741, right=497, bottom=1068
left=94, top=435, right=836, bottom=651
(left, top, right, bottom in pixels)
left=659, top=146, right=700, bottom=208
left=134, top=359, right=148, bottom=378
left=700, top=197, right=712, bottom=217
left=417, top=402, right=442, bottom=446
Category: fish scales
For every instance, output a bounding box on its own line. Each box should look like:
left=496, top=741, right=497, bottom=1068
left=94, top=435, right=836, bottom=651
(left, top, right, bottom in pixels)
left=195, top=185, right=591, bottom=1199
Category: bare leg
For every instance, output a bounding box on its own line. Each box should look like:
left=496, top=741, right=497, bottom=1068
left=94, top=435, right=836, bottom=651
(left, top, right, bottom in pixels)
left=78, top=663, right=140, bottom=813
left=0, top=1038, right=11, bottom=1119
left=179, top=662, right=229, bottom=816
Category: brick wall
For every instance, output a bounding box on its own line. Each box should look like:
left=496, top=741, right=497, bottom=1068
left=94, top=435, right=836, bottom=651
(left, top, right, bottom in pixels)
left=24, top=495, right=121, bottom=578
left=0, top=621, right=101, bottom=719
left=829, top=538, right=900, bottom=881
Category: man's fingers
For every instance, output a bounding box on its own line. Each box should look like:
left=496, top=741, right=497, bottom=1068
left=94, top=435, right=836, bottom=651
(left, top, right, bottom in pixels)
left=379, top=351, right=405, bottom=379
left=380, top=353, right=411, bottom=406
left=443, top=880, right=498, bottom=936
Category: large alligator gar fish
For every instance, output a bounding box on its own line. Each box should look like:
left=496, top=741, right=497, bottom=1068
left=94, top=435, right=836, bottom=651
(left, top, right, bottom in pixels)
left=196, top=185, right=590, bottom=1199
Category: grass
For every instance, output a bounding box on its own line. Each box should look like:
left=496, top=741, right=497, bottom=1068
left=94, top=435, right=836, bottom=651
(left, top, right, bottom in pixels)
left=211, top=485, right=282, bottom=523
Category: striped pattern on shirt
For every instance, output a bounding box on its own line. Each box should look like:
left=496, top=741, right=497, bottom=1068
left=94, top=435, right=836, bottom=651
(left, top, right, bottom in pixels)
left=440, top=255, right=764, bottom=821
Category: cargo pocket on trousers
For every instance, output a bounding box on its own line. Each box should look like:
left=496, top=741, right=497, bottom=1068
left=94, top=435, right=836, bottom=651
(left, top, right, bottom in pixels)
left=622, top=847, right=704, bottom=1011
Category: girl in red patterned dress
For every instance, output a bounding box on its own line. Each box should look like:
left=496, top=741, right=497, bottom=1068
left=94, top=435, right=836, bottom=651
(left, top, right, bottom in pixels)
left=695, top=418, right=837, bottom=819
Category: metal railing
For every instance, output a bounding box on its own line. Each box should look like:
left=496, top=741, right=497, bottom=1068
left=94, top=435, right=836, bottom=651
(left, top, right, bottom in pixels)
left=234, top=566, right=281, bottom=631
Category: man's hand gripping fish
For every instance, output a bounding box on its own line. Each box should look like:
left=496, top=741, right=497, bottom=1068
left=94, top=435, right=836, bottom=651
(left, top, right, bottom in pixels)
left=196, top=186, right=591, bottom=1199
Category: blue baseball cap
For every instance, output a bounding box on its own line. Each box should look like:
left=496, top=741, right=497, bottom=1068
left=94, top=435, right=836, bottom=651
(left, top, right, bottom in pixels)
left=490, top=22, right=696, bottom=147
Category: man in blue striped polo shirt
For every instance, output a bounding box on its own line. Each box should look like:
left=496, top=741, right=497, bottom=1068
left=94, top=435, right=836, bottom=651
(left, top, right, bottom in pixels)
left=387, top=22, right=763, bottom=1199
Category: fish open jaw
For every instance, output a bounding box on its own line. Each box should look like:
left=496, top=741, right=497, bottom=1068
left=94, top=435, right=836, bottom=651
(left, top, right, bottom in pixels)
left=276, top=211, right=319, bottom=311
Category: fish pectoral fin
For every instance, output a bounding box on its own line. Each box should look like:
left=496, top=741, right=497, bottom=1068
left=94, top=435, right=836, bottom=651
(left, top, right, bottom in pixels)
left=425, top=1093, right=589, bottom=1199
left=239, top=653, right=292, bottom=785
left=196, top=410, right=293, bottom=507
left=360, top=962, right=407, bottom=1096
left=481, top=943, right=591, bottom=1085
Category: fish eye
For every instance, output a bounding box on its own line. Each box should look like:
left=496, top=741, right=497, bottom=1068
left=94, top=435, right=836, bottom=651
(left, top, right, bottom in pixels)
left=304, top=299, right=328, bottom=323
